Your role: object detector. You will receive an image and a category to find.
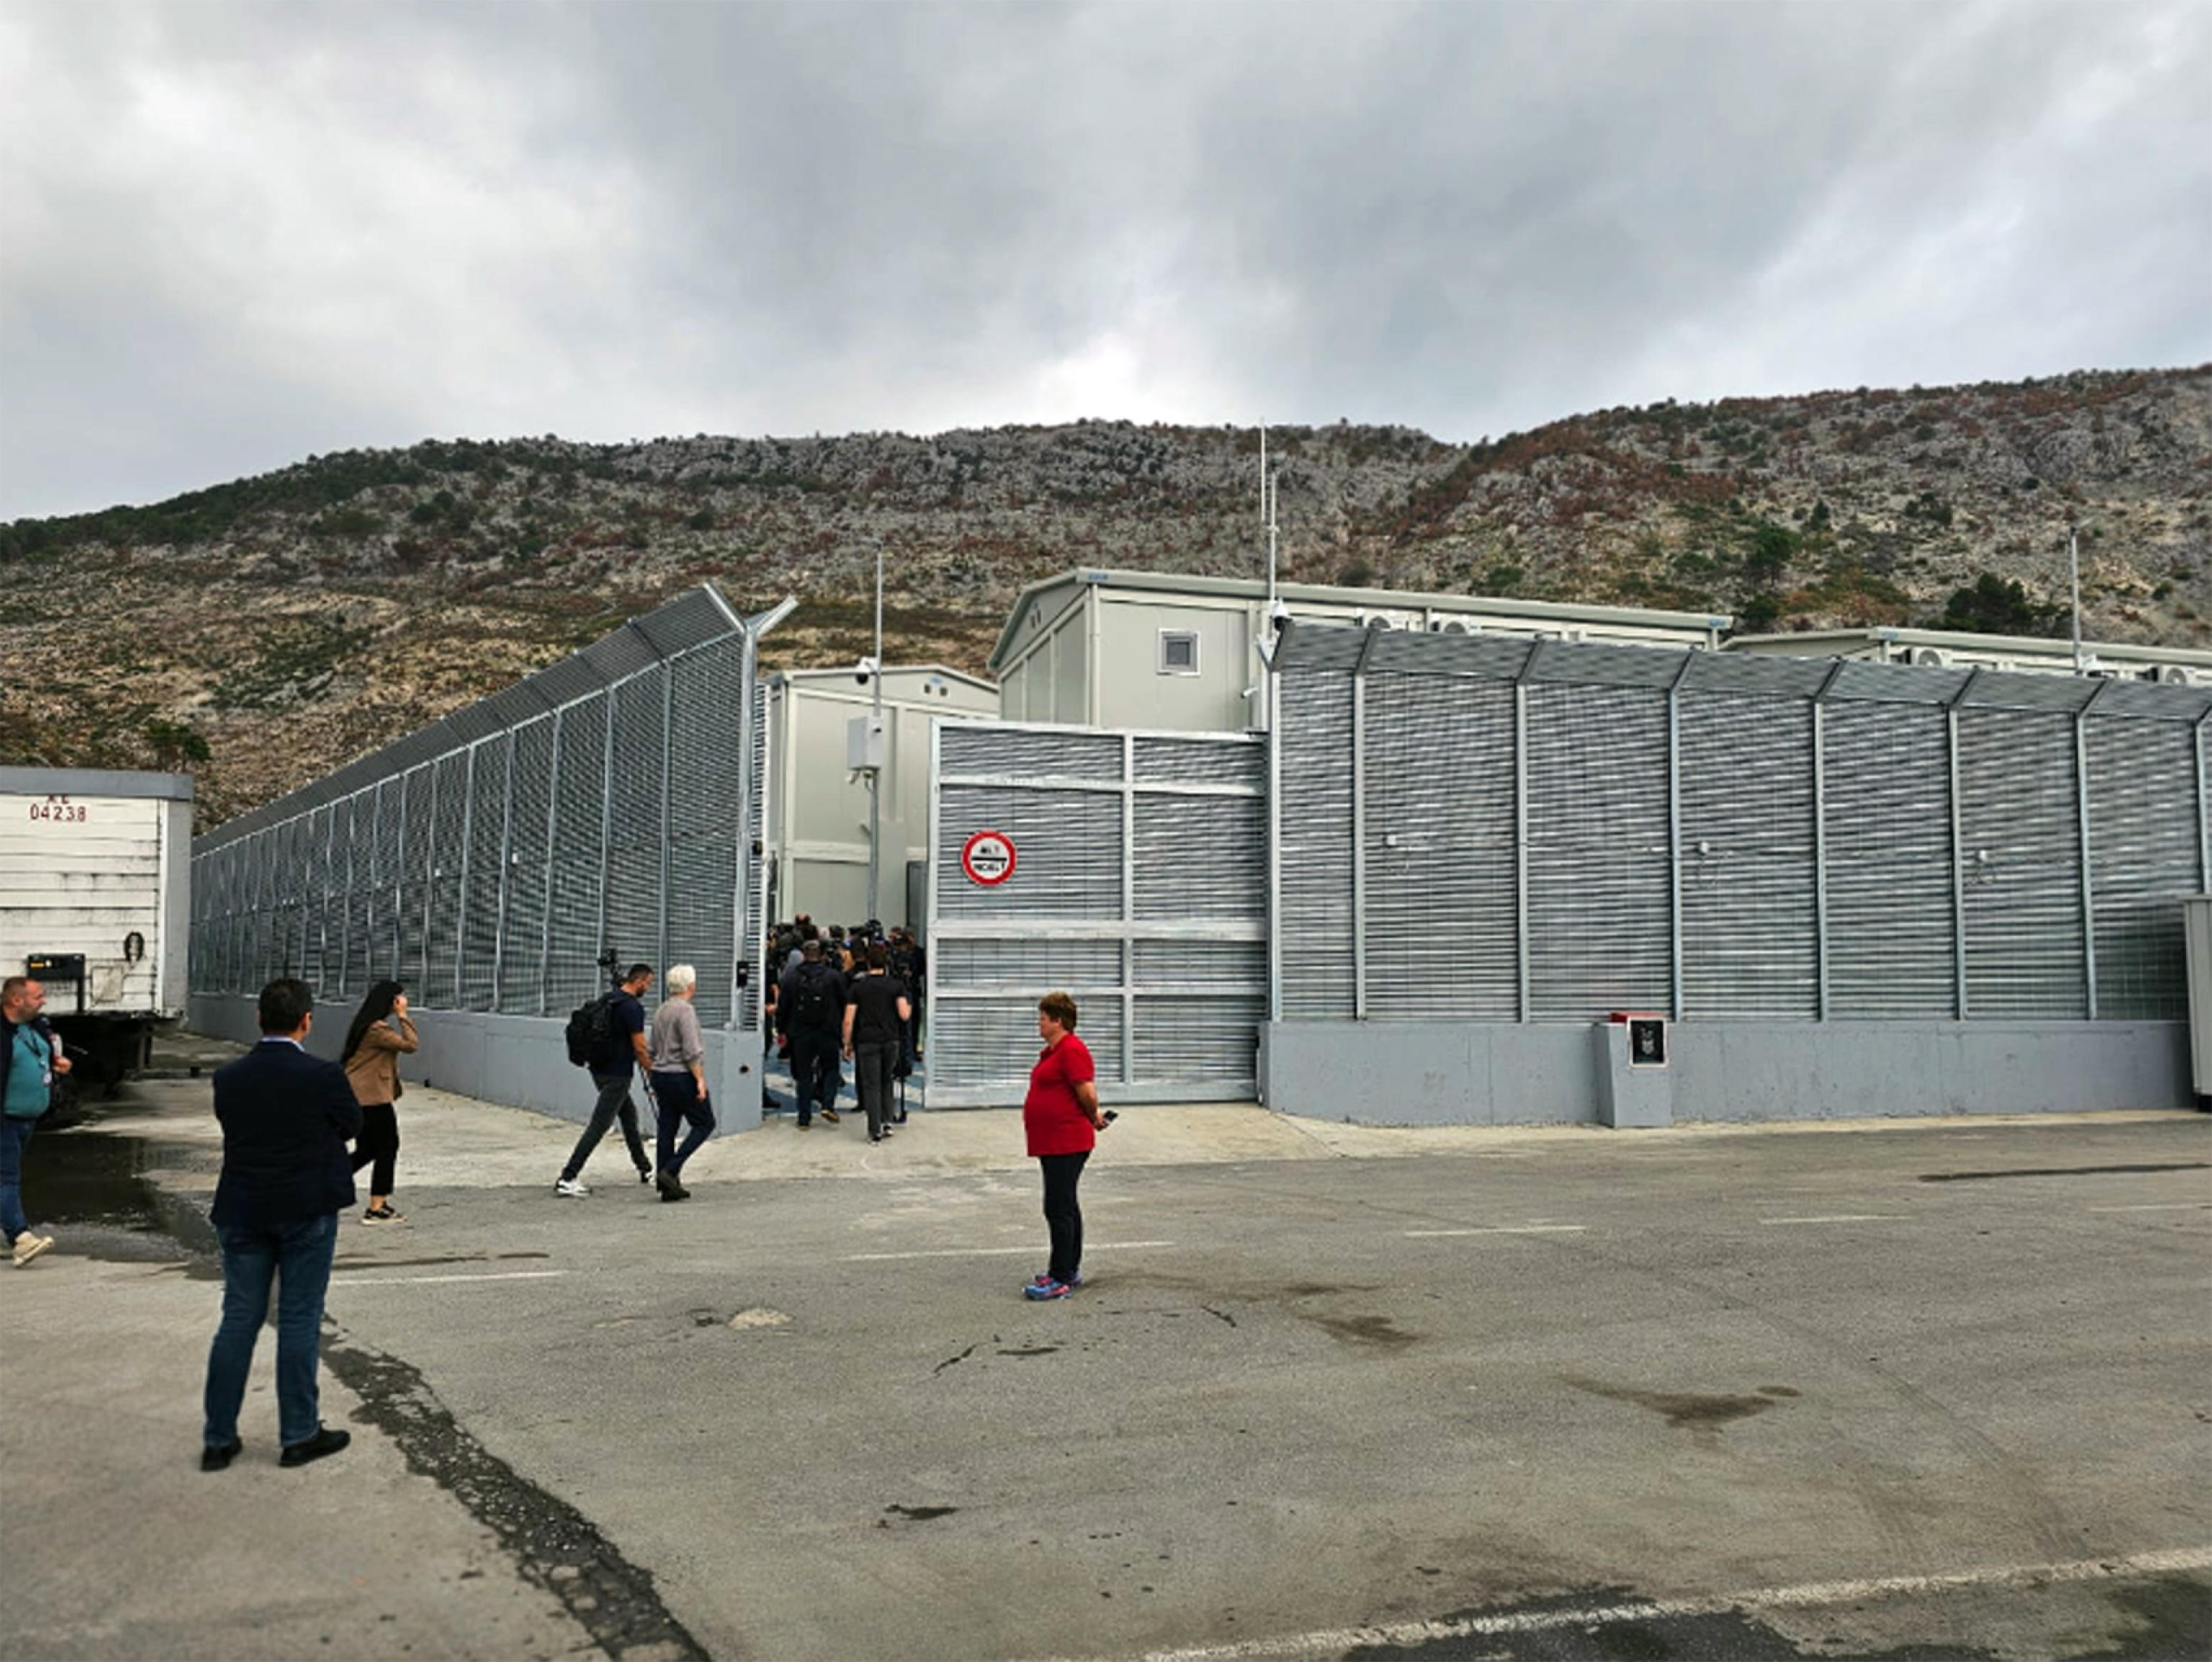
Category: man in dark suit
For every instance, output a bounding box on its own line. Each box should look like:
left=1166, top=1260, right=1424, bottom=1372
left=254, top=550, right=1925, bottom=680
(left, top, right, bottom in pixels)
left=200, top=978, right=361, bottom=1471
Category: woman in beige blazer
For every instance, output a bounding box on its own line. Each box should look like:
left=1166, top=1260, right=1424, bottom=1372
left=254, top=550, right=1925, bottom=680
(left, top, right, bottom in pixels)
left=340, top=981, right=418, bottom=1224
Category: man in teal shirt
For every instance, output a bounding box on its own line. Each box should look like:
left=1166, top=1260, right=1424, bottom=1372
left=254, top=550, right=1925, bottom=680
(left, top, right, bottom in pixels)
left=1, top=976, right=71, bottom=1267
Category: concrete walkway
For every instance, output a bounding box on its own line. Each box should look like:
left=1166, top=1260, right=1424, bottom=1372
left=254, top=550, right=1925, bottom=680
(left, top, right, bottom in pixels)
left=101, top=1030, right=2202, bottom=1198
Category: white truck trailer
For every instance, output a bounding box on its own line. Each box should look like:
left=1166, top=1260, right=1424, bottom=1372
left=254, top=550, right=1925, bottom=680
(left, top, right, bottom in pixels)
left=0, top=766, right=193, bottom=1086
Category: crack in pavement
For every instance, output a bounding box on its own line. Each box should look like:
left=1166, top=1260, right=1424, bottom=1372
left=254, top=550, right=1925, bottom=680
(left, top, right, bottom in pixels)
left=321, top=1324, right=710, bottom=1662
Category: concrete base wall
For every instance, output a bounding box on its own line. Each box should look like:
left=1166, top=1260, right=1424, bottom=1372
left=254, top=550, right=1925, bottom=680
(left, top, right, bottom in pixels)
left=188, top=995, right=768, bottom=1135
left=1260, top=1019, right=2191, bottom=1127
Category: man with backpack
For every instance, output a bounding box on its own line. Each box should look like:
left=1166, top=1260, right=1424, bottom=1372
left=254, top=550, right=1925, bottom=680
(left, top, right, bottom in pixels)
left=777, top=940, right=846, bottom=1130
left=2, top=976, right=69, bottom=1267
left=556, top=963, right=657, bottom=1196
left=887, top=927, right=925, bottom=1078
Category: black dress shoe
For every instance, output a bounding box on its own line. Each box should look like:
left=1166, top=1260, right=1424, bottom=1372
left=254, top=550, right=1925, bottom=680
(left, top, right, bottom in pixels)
left=278, top=1426, right=351, bottom=1468
left=200, top=1439, right=243, bottom=1472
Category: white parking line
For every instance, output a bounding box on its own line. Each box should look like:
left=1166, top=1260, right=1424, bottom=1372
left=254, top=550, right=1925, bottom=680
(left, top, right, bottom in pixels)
left=842, top=1240, right=1177, bottom=1263
left=336, top=1283, right=575, bottom=1292
left=1036, top=1544, right=2212, bottom=1662
left=1403, top=1226, right=1587, bottom=1237
left=1760, top=1214, right=1906, bottom=1226
left=2086, top=1202, right=2209, bottom=1213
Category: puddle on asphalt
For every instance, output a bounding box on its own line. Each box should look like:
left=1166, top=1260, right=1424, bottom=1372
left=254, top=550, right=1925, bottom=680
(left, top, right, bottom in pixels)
left=16, top=1109, right=217, bottom=1264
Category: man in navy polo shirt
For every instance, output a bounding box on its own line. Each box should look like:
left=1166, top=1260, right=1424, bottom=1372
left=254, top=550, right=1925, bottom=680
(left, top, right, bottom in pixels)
left=556, top=963, right=656, bottom=1196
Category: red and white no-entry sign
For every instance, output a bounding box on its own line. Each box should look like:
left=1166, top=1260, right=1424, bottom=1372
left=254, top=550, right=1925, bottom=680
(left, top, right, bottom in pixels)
left=960, top=829, right=1017, bottom=886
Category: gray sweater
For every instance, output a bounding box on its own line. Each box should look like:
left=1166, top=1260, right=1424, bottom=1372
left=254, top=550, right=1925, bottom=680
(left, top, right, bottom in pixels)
left=648, top=997, right=704, bottom=1072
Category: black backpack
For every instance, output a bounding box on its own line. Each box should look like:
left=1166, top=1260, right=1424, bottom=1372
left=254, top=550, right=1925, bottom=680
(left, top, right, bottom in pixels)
left=564, top=992, right=619, bottom=1068
left=786, top=965, right=841, bottom=1034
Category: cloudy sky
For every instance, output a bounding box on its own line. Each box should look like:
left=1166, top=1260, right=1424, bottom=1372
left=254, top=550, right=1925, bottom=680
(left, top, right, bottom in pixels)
left=2, top=0, right=2206, bottom=521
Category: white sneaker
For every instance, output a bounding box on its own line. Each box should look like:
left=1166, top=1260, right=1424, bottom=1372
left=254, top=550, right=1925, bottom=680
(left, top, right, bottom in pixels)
left=12, top=1232, right=54, bottom=1267
left=554, top=1178, right=589, bottom=1198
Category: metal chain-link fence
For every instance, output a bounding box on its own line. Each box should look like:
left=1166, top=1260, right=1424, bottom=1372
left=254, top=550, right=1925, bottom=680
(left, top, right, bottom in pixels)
left=191, top=586, right=778, bottom=1033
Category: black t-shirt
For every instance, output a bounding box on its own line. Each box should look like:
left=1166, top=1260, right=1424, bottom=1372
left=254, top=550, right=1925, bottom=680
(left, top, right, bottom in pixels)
left=596, top=990, right=646, bottom=1071
left=848, top=974, right=908, bottom=1047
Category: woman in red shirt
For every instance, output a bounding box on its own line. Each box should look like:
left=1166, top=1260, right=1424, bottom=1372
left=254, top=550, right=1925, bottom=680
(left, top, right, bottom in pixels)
left=1022, top=990, right=1107, bottom=1301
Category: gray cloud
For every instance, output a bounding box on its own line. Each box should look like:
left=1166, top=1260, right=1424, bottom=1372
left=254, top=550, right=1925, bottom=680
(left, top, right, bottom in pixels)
left=3, top=0, right=2206, bottom=519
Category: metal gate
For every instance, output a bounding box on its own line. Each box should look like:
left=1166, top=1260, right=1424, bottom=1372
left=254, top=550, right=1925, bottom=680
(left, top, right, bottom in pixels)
left=925, top=721, right=1267, bottom=1106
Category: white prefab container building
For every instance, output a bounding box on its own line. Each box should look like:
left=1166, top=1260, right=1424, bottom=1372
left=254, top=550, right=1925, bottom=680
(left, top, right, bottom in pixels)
left=765, top=665, right=999, bottom=930
left=0, top=766, right=194, bottom=1078
left=988, top=569, right=1732, bottom=734
left=1724, top=626, right=2212, bottom=685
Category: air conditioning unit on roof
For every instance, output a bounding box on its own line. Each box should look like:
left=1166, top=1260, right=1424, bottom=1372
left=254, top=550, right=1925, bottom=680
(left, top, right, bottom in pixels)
left=1904, top=646, right=1951, bottom=668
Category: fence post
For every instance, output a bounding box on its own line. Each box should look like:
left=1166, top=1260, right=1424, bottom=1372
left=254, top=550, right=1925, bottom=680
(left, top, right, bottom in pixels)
left=1266, top=671, right=1282, bottom=1025
left=540, top=708, right=563, bottom=1017
left=321, top=804, right=340, bottom=997
left=659, top=665, right=674, bottom=977
left=1122, top=731, right=1136, bottom=1086
left=365, top=788, right=383, bottom=982
left=453, top=744, right=478, bottom=1009
left=390, top=774, right=408, bottom=977
left=419, top=764, right=439, bottom=994
left=1811, top=699, right=1829, bottom=1022
left=1516, top=644, right=1544, bottom=1022
left=1947, top=685, right=1974, bottom=1020
left=491, top=732, right=518, bottom=1014
left=2198, top=711, right=2210, bottom=895
left=734, top=634, right=761, bottom=1033
left=2075, top=696, right=2102, bottom=1020
left=336, top=799, right=357, bottom=1000
left=598, top=687, right=618, bottom=963
left=1351, top=655, right=1370, bottom=1022
left=1668, top=656, right=1691, bottom=1022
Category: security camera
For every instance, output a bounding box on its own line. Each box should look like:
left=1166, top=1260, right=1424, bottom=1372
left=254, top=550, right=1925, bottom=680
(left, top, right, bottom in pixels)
left=855, top=655, right=879, bottom=686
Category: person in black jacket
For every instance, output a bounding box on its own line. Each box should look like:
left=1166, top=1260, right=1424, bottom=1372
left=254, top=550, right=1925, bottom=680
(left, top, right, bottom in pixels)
left=778, top=940, right=846, bottom=1130
left=200, top=979, right=361, bottom=1472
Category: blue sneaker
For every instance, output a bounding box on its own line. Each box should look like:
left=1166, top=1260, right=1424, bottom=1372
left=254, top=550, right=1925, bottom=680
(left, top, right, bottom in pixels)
left=1027, top=1270, right=1083, bottom=1289
left=1024, top=1277, right=1071, bottom=1300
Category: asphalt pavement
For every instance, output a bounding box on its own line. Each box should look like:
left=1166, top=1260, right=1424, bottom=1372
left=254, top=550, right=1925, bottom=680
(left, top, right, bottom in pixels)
left=2, top=1054, right=2207, bottom=1662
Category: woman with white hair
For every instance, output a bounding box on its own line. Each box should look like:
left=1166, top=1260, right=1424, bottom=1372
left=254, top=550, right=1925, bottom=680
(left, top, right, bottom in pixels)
left=647, top=964, right=713, bottom=1201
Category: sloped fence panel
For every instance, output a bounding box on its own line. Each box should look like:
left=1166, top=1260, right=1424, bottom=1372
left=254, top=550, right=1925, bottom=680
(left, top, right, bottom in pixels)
left=191, top=587, right=773, bottom=1037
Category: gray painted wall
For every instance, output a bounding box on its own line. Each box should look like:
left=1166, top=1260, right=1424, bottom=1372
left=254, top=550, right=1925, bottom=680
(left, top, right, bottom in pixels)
left=188, top=995, right=768, bottom=1137
left=1261, top=1019, right=2191, bottom=1126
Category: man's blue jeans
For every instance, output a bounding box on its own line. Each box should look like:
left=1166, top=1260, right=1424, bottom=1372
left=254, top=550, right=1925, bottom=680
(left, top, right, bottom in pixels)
left=0, top=1117, right=35, bottom=1245
left=650, top=1071, right=715, bottom=1177
left=202, top=1211, right=340, bottom=1449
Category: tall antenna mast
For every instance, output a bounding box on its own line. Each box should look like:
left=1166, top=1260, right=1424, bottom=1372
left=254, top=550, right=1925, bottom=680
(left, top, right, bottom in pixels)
left=1263, top=430, right=1279, bottom=617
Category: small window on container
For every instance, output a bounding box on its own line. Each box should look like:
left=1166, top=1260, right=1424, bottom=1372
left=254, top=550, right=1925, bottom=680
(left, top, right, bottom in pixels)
left=1157, top=629, right=1200, bottom=675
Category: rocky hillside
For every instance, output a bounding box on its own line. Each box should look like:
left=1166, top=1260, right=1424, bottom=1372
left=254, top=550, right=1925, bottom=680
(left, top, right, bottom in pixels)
left=3, top=366, right=2205, bottom=829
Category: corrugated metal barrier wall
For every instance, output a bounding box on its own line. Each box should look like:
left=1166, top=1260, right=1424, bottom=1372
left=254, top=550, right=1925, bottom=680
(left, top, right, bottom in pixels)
left=190, top=585, right=774, bottom=1034
left=1274, top=622, right=2209, bottom=1025
left=927, top=721, right=1268, bottom=1105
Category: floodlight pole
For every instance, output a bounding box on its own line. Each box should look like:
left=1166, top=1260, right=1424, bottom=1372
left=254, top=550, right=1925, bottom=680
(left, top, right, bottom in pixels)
left=2069, top=526, right=2084, bottom=675
left=867, top=542, right=884, bottom=921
